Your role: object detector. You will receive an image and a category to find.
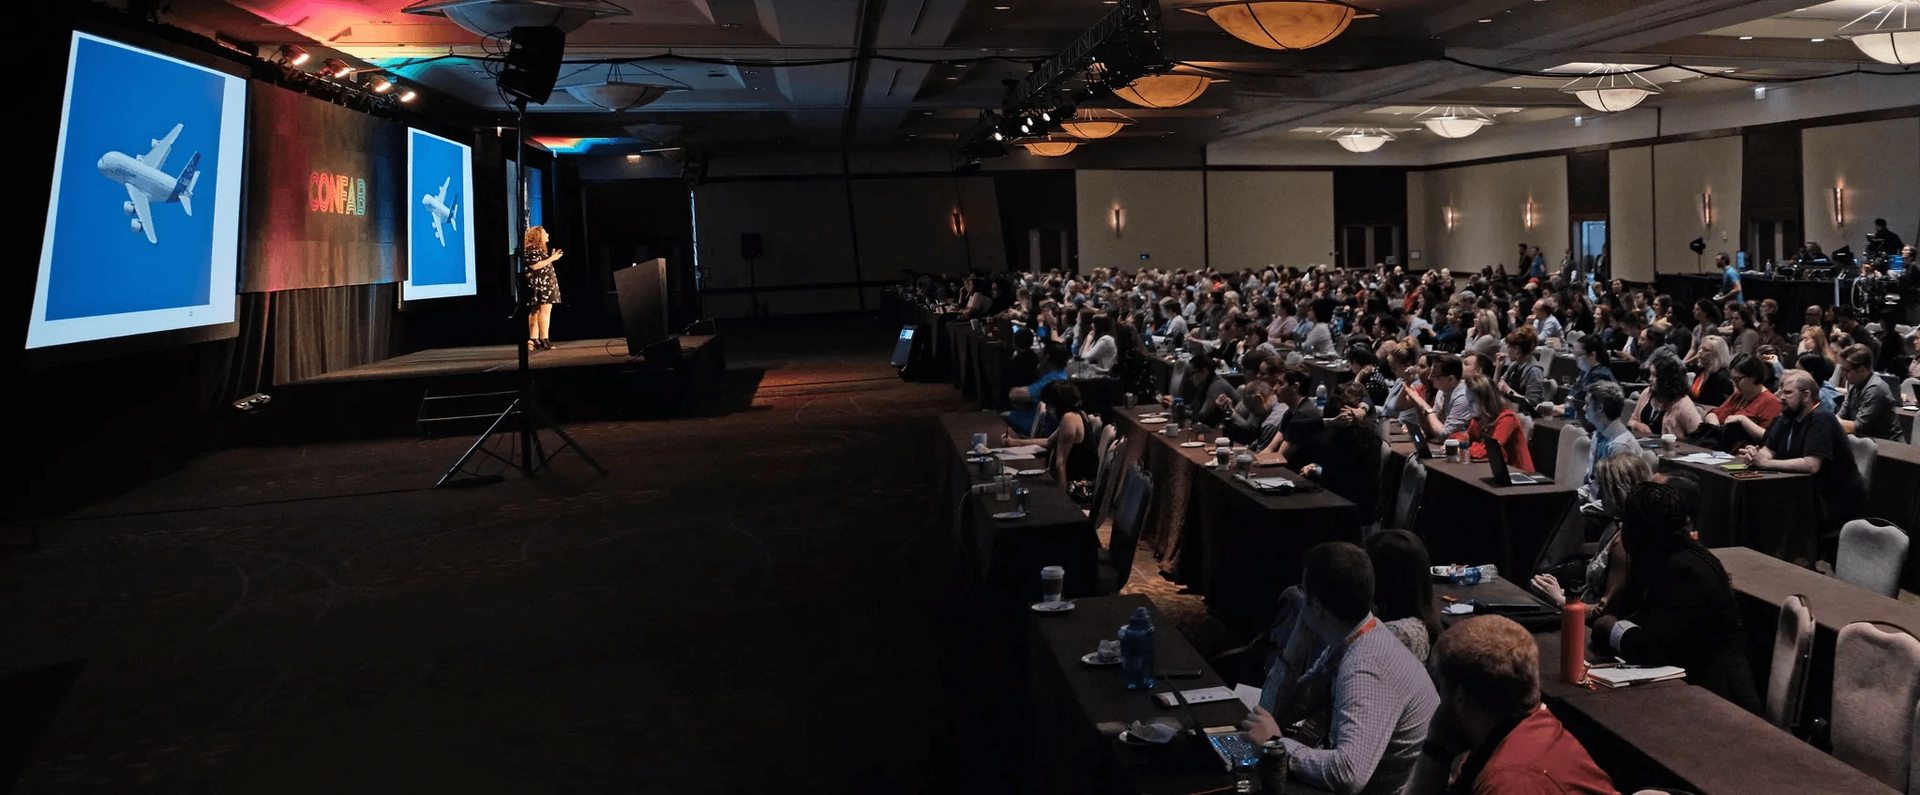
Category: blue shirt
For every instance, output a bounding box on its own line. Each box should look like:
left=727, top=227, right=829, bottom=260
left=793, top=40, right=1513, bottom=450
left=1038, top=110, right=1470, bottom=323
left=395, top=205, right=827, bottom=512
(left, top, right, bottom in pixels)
left=1722, top=266, right=1744, bottom=303
left=1006, top=369, right=1068, bottom=436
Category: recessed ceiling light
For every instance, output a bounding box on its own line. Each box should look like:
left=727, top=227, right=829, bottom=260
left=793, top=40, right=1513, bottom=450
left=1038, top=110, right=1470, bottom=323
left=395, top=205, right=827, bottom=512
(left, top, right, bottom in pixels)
left=1478, top=18, right=1493, bottom=23
left=1809, top=38, right=1824, bottom=43
left=945, top=76, right=958, bottom=80
left=1739, top=36, right=1754, bottom=41
left=1511, top=85, right=1523, bottom=89
left=993, top=4, right=1011, bottom=9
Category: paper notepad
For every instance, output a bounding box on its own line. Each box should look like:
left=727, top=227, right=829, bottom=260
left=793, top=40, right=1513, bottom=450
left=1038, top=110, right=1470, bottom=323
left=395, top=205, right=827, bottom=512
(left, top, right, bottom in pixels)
left=992, top=445, right=1047, bottom=460
left=1674, top=452, right=1733, bottom=465
left=1233, top=683, right=1264, bottom=711
left=1246, top=477, right=1295, bottom=490
left=1587, top=665, right=1686, bottom=688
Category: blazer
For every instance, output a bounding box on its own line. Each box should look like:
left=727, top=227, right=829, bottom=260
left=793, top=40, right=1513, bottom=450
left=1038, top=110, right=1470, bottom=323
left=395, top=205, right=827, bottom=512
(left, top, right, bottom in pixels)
left=1608, top=544, right=1762, bottom=715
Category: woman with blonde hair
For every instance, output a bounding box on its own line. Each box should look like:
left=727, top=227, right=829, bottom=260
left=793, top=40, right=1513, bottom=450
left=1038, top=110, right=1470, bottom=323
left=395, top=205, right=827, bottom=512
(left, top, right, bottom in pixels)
left=1685, top=335, right=1734, bottom=406
left=1796, top=324, right=1829, bottom=357
left=1531, top=450, right=1653, bottom=611
left=520, top=225, right=564, bottom=350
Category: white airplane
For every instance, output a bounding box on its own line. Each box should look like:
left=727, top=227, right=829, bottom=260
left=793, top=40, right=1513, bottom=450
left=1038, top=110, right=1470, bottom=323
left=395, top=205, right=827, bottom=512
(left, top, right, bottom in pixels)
left=97, top=123, right=200, bottom=245
left=422, top=177, right=459, bottom=246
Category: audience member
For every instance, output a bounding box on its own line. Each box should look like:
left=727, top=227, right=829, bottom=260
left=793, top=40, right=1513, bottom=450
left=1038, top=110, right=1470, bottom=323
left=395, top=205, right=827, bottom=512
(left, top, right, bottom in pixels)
left=1293, top=382, right=1383, bottom=519
left=1834, top=343, right=1898, bottom=440
left=1630, top=350, right=1702, bottom=440
left=1591, top=482, right=1762, bottom=714
left=1245, top=543, right=1439, bottom=795
left=1738, top=369, right=1866, bottom=537
left=1366, top=529, right=1444, bottom=663
left=1002, top=380, right=1095, bottom=488
left=1005, top=342, right=1069, bottom=435
left=1465, top=375, right=1533, bottom=471
left=1700, top=353, right=1780, bottom=450
left=1580, top=380, right=1636, bottom=499
left=1407, top=616, right=1621, bottom=795
left=1533, top=451, right=1653, bottom=612
left=1686, top=335, right=1735, bottom=407
left=1496, top=326, right=1547, bottom=414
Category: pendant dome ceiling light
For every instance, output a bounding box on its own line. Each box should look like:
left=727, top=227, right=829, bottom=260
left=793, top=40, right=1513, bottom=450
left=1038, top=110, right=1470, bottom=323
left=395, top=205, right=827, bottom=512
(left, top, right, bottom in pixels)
left=1114, top=74, right=1214, bottom=108
left=1838, top=1, right=1920, bottom=66
left=1559, top=65, right=1664, bottom=113
left=402, top=0, right=631, bottom=38
left=563, top=62, right=684, bottom=111
left=1059, top=109, right=1133, bottom=140
left=1413, top=106, right=1493, bottom=139
left=1331, top=128, right=1394, bottom=153
left=1023, top=140, right=1080, bottom=157
left=1190, top=1, right=1364, bottom=50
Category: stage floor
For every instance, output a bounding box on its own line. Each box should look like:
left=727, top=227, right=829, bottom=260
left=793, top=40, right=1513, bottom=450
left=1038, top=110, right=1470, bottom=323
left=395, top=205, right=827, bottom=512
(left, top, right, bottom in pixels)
left=289, top=335, right=719, bottom=385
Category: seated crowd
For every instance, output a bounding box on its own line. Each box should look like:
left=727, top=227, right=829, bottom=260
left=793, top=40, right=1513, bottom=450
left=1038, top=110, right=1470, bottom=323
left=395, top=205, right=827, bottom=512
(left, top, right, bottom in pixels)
left=910, top=258, right=1919, bottom=794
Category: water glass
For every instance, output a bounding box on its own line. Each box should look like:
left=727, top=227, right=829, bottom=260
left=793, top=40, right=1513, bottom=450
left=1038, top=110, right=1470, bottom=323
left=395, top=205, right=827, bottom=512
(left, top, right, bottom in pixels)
left=996, top=473, right=1014, bottom=501
left=1124, top=392, right=1138, bottom=409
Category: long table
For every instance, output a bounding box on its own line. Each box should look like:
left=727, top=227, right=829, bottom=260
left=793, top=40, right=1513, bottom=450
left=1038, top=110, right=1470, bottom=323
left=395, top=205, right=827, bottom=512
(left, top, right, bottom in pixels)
left=1862, top=437, right=1920, bottom=592
left=1387, top=436, right=1579, bottom=578
left=1114, top=407, right=1359, bottom=632
left=1716, top=546, right=1920, bottom=732
left=1027, top=594, right=1334, bottom=795
left=939, top=412, right=1098, bottom=607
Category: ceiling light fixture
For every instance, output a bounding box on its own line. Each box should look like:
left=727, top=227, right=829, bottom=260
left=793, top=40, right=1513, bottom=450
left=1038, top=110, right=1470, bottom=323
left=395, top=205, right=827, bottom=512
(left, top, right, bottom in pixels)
left=1413, top=106, right=1493, bottom=138
left=1330, top=127, right=1394, bottom=153
left=399, top=88, right=418, bottom=102
left=402, top=0, right=631, bottom=38
left=563, top=62, right=682, bottom=112
left=1060, top=108, right=1133, bottom=140
left=1559, top=64, right=1663, bottom=112
left=1114, top=73, right=1212, bottom=108
left=1190, top=1, right=1362, bottom=51
left=1023, top=140, right=1079, bottom=157
left=1739, top=35, right=1754, bottom=40
left=321, top=58, right=354, bottom=79
left=626, top=154, right=641, bottom=162
left=1838, top=1, right=1920, bottom=65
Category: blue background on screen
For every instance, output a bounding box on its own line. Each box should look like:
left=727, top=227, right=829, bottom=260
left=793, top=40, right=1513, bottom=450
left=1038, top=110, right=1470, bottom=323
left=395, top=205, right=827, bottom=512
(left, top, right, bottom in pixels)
left=44, top=36, right=227, bottom=320
left=408, top=132, right=470, bottom=286
left=529, top=167, right=544, bottom=228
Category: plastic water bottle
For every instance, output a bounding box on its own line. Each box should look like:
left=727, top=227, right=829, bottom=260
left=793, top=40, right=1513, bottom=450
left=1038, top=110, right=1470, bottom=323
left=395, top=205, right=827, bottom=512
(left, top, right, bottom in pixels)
left=1170, top=398, right=1187, bottom=426
left=1120, top=606, right=1158, bottom=691
left=1315, top=385, right=1328, bottom=410
left=1452, top=564, right=1498, bottom=585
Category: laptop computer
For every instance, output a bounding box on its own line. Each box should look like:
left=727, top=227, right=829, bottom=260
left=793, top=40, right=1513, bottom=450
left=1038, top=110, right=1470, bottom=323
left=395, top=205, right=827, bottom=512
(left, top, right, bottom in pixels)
left=1483, top=432, right=1547, bottom=486
left=1405, top=422, right=1442, bottom=460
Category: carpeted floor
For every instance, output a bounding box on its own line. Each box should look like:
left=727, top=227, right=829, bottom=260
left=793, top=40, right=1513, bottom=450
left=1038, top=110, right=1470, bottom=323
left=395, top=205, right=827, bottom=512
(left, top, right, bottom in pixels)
left=0, top=318, right=1233, bottom=795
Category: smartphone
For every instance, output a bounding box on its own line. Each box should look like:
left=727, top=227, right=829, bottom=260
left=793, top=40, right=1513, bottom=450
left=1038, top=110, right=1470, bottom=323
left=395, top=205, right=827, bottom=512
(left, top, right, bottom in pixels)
left=1733, top=471, right=1765, bottom=480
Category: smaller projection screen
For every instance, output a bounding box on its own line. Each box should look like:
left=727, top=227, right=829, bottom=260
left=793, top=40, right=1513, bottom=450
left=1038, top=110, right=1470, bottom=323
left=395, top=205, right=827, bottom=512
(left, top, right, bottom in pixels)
left=403, top=128, right=477, bottom=300
left=28, top=31, right=246, bottom=349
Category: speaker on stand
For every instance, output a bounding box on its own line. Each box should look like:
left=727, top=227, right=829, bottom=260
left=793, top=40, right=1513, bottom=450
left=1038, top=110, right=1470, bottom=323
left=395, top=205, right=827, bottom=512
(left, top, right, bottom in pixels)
left=497, top=26, right=566, bottom=105
left=740, top=233, right=768, bottom=317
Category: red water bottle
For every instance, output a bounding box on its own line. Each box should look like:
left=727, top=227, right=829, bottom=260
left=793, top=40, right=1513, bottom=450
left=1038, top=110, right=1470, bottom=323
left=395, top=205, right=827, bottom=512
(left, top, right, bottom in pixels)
left=1561, top=600, right=1588, bottom=684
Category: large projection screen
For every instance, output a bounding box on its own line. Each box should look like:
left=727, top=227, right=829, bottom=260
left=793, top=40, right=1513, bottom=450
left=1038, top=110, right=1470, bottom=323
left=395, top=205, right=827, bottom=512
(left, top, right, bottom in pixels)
left=27, top=31, right=246, bottom=350
left=403, top=128, right=477, bottom=301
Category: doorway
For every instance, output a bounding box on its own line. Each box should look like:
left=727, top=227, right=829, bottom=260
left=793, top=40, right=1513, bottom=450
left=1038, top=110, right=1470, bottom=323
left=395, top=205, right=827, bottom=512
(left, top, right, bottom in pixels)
left=1577, top=220, right=1607, bottom=282
left=1339, top=224, right=1402, bottom=269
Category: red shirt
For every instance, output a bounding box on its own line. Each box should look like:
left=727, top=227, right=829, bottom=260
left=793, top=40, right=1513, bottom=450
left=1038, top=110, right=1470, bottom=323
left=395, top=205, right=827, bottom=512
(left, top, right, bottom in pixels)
left=1467, top=410, right=1534, bottom=472
left=1471, top=705, right=1620, bottom=795
left=1708, top=388, right=1782, bottom=430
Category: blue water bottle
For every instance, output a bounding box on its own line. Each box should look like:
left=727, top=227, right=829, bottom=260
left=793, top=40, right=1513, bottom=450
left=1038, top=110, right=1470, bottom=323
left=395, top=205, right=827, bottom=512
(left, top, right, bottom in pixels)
left=1314, top=384, right=1329, bottom=410
left=1120, top=607, right=1158, bottom=691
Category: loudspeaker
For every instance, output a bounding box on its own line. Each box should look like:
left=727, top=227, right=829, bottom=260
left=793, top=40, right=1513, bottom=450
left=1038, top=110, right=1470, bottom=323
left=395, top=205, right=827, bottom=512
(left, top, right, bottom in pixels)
left=498, top=26, right=566, bottom=105
left=740, top=233, right=763, bottom=260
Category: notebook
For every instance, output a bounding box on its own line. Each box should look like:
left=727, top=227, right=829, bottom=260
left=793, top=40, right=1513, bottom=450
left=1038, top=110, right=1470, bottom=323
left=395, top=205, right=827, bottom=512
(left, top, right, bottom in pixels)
left=1587, top=665, right=1687, bottom=688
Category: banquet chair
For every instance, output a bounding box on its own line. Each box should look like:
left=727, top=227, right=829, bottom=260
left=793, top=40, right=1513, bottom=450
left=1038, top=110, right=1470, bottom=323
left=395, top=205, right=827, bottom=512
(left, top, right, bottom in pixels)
left=1390, top=456, right=1426, bottom=532
left=1765, top=594, right=1816, bottom=735
left=1516, top=412, right=1534, bottom=445
left=1097, top=463, right=1153, bottom=595
left=1087, top=435, right=1124, bottom=528
left=1366, top=439, right=1396, bottom=535
left=1848, top=435, right=1879, bottom=489
left=1555, top=429, right=1591, bottom=489
left=1029, top=401, right=1048, bottom=437
left=1835, top=518, right=1911, bottom=598
left=1829, top=621, right=1920, bottom=793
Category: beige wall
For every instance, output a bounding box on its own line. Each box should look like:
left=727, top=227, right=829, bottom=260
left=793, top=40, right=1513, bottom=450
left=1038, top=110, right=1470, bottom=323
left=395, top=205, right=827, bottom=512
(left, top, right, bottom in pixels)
left=1410, top=156, right=1567, bottom=273
left=1205, top=171, right=1336, bottom=271
left=1609, top=147, right=1655, bottom=283
left=1075, top=170, right=1207, bottom=271
left=1652, top=136, right=1743, bottom=275
left=1802, top=116, right=1920, bottom=254
left=1406, top=171, right=1428, bottom=268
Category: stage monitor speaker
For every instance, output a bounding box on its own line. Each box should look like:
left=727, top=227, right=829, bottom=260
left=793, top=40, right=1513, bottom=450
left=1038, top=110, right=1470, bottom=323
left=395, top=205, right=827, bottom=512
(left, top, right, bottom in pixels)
left=740, top=233, right=763, bottom=260
left=614, top=259, right=671, bottom=356
left=498, top=26, right=566, bottom=105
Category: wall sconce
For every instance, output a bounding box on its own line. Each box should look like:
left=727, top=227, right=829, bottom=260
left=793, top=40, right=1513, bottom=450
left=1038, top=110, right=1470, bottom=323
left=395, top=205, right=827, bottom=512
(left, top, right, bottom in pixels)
left=1523, top=197, right=1538, bottom=230
left=950, top=209, right=966, bottom=237
left=1443, top=206, right=1457, bottom=232
left=1831, top=185, right=1846, bottom=228
left=1112, top=205, right=1125, bottom=237
left=1700, top=189, right=1712, bottom=226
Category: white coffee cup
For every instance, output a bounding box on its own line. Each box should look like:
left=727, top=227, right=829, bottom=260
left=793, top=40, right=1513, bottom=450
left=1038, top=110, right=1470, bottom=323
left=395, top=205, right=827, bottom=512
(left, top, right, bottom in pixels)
left=1040, top=566, right=1066, bottom=602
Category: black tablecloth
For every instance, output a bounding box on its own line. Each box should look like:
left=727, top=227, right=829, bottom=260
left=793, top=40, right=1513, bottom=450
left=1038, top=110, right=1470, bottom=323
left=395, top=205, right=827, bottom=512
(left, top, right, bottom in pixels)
left=1026, top=594, right=1336, bottom=795
left=1862, top=439, right=1920, bottom=591
left=1388, top=440, right=1579, bottom=578
left=1116, top=408, right=1359, bottom=632
left=1651, top=439, right=1818, bottom=562
left=939, top=412, right=1098, bottom=607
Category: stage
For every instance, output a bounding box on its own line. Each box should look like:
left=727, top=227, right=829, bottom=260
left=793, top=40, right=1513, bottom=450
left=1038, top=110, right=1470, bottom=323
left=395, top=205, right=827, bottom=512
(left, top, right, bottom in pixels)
left=256, top=335, right=726, bottom=440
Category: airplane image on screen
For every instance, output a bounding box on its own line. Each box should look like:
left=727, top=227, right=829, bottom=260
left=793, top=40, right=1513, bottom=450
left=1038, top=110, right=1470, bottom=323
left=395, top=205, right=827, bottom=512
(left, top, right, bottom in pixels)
left=97, top=123, right=201, bottom=245
left=422, top=177, right=459, bottom=246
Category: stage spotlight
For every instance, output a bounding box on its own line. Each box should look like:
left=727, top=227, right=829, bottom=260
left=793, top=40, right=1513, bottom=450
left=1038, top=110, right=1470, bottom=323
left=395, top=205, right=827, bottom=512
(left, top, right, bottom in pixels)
left=398, top=88, right=418, bottom=102
left=357, top=72, right=395, bottom=93
left=276, top=45, right=311, bottom=67
left=321, top=58, right=353, bottom=79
